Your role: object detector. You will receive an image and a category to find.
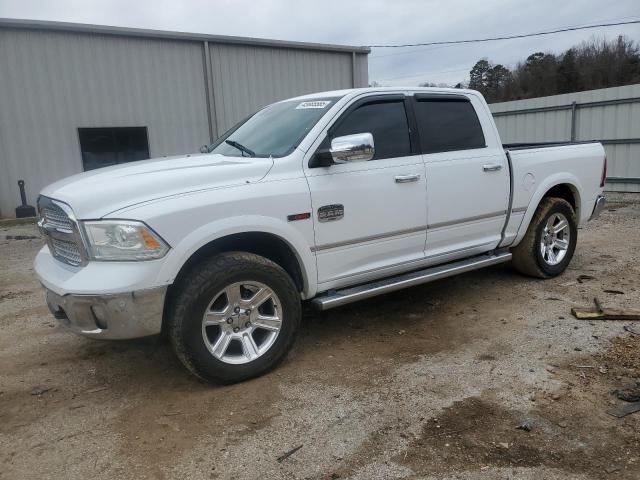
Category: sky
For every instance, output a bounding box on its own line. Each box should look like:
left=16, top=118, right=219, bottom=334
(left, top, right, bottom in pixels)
left=1, top=0, right=639, bottom=86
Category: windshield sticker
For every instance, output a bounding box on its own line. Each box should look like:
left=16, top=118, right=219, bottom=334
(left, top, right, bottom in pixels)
left=296, top=100, right=332, bottom=109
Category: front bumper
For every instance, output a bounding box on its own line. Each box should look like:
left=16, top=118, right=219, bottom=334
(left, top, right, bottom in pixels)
left=590, top=194, right=606, bottom=220
left=45, top=286, right=167, bottom=339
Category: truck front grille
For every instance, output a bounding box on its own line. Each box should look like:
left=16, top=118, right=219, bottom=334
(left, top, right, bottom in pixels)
left=41, top=204, right=74, bottom=233
left=50, top=238, right=83, bottom=266
left=37, top=196, right=88, bottom=267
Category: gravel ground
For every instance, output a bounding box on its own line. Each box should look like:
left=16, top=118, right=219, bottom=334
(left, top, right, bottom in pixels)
left=1, top=194, right=639, bottom=480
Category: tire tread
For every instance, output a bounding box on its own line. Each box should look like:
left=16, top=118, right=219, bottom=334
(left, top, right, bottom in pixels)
left=511, top=197, right=576, bottom=279
left=167, top=251, right=300, bottom=384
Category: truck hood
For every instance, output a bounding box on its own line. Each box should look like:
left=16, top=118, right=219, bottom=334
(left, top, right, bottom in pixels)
left=41, top=153, right=274, bottom=218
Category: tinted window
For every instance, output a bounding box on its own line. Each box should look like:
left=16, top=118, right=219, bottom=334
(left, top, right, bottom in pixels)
left=331, top=100, right=411, bottom=160
left=414, top=99, right=485, bottom=153
left=208, top=98, right=338, bottom=158
left=78, top=127, right=149, bottom=171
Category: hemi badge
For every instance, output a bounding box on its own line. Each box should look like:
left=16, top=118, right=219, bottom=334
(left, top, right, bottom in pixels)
left=318, top=204, right=344, bottom=222
left=287, top=212, right=311, bottom=222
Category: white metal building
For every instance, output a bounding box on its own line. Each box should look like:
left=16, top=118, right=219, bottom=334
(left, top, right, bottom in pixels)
left=0, top=18, right=369, bottom=217
left=490, top=84, right=640, bottom=193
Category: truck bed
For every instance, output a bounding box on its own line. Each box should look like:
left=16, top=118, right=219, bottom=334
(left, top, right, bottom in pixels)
left=500, top=140, right=606, bottom=248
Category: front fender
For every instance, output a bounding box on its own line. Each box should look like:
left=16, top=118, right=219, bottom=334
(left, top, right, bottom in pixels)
left=155, top=215, right=318, bottom=299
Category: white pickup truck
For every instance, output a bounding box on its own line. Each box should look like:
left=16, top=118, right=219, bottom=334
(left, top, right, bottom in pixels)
left=35, top=87, right=606, bottom=383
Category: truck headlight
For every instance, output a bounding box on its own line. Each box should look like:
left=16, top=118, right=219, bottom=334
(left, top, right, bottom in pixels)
left=82, top=220, right=169, bottom=261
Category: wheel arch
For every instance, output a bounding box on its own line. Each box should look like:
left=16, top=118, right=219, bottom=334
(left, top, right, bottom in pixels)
left=161, top=229, right=312, bottom=335
left=171, top=231, right=307, bottom=294
left=155, top=215, right=317, bottom=299
left=513, top=176, right=584, bottom=246
left=542, top=183, right=580, bottom=217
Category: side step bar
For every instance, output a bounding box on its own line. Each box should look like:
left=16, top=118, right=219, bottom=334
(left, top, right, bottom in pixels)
left=312, top=250, right=512, bottom=311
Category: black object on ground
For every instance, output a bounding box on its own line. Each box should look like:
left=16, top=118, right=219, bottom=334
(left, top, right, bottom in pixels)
left=5, top=235, right=39, bottom=240
left=606, top=402, right=640, bottom=418
left=577, top=274, right=595, bottom=283
left=277, top=444, right=303, bottom=463
left=15, top=180, right=36, bottom=218
left=613, top=382, right=640, bottom=403
left=516, top=420, right=532, bottom=432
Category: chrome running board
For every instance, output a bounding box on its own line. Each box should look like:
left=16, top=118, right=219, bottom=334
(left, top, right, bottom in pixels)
left=312, top=250, right=512, bottom=311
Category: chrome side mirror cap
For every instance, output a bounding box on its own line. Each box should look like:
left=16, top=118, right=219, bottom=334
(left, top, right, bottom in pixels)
left=330, top=133, right=375, bottom=163
left=200, top=144, right=210, bottom=154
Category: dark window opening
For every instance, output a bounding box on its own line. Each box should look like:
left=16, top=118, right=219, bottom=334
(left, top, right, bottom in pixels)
left=414, top=99, right=486, bottom=154
left=78, top=127, right=150, bottom=171
left=330, top=100, right=411, bottom=160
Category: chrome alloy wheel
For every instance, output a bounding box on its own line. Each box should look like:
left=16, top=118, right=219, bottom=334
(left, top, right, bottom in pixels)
left=540, top=212, right=571, bottom=266
left=201, top=281, right=282, bottom=365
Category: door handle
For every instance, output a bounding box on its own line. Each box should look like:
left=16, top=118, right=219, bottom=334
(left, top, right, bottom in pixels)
left=395, top=174, right=421, bottom=183
left=483, top=164, right=503, bottom=172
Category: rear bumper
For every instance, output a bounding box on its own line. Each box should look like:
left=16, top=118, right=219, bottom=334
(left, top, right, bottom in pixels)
left=590, top=194, right=606, bottom=220
left=45, top=286, right=166, bottom=339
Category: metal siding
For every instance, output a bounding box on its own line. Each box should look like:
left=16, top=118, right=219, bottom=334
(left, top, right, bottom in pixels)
left=0, top=28, right=210, bottom=215
left=490, top=84, right=640, bottom=193
left=208, top=43, right=355, bottom=133
left=493, top=110, right=571, bottom=144
left=354, top=53, right=369, bottom=87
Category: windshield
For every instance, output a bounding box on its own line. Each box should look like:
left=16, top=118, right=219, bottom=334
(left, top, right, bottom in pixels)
left=208, top=98, right=338, bottom=158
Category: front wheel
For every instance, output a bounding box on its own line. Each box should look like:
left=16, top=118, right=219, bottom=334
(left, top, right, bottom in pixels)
left=511, top=197, right=577, bottom=278
left=167, top=252, right=301, bottom=384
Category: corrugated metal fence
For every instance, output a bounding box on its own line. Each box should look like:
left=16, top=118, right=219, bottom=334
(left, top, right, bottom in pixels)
left=490, top=84, right=640, bottom=192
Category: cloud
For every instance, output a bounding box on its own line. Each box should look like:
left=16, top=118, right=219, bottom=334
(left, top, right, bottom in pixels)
left=1, top=0, right=639, bottom=86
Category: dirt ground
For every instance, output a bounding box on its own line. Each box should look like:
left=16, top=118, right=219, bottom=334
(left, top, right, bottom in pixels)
left=1, top=194, right=639, bottom=480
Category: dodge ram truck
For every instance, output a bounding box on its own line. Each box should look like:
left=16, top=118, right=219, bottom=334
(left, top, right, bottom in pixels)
left=35, top=87, right=607, bottom=383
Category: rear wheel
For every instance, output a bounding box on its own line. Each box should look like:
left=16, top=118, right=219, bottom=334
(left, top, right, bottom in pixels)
left=511, top=197, right=577, bottom=278
left=167, top=252, right=301, bottom=384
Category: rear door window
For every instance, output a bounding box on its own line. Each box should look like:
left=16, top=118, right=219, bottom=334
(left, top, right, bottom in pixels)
left=414, top=97, right=486, bottom=154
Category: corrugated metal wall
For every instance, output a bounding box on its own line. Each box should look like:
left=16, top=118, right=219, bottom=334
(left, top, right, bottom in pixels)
left=0, top=24, right=369, bottom=217
left=209, top=43, right=366, bottom=134
left=0, top=28, right=210, bottom=217
left=490, top=84, right=640, bottom=192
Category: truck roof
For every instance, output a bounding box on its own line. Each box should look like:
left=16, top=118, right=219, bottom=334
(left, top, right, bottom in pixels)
left=288, top=86, right=479, bottom=101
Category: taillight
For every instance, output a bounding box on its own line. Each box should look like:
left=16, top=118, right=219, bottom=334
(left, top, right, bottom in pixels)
left=600, top=156, right=607, bottom=188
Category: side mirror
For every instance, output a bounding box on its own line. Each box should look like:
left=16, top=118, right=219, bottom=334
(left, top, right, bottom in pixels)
left=200, top=145, right=210, bottom=154
left=330, top=133, right=375, bottom=163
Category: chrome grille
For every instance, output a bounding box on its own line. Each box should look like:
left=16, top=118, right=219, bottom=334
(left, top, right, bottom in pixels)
left=50, top=238, right=83, bottom=266
left=37, top=196, right=87, bottom=267
left=41, top=205, right=74, bottom=233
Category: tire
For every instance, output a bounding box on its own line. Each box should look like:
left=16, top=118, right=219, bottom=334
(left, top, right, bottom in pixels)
left=511, top=197, right=577, bottom=279
left=167, top=252, right=301, bottom=384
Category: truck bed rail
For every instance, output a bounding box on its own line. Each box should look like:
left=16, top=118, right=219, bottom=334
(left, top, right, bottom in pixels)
left=504, top=141, right=601, bottom=151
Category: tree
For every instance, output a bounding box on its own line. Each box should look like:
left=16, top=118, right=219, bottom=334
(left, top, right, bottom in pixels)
left=465, top=35, right=640, bottom=102
left=557, top=48, right=579, bottom=93
left=467, top=59, right=511, bottom=102
left=468, top=59, right=491, bottom=92
left=486, top=64, right=511, bottom=102
left=520, top=52, right=558, bottom=97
